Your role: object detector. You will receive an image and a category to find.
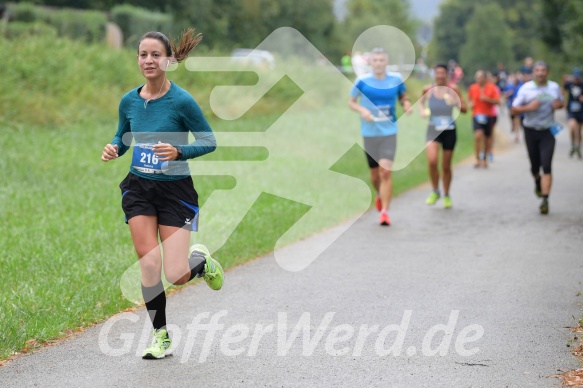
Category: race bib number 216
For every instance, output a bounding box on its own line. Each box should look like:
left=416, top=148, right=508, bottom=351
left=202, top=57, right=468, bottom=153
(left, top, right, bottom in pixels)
left=132, top=143, right=169, bottom=174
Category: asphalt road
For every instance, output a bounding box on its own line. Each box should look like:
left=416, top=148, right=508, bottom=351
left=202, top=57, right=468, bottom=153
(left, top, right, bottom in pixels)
left=1, top=112, right=582, bottom=387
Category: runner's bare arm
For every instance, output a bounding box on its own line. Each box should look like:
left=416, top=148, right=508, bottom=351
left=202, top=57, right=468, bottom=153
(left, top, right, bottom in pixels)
left=452, top=85, right=468, bottom=113
left=419, top=85, right=432, bottom=116
left=349, top=96, right=373, bottom=122
left=399, top=93, right=412, bottom=114
left=511, top=99, right=540, bottom=115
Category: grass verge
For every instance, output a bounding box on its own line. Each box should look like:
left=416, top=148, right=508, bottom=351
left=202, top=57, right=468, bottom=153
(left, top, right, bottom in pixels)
left=0, top=35, right=475, bottom=360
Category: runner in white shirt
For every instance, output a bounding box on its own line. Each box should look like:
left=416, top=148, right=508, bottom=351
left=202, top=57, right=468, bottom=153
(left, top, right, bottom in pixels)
left=511, top=61, right=564, bottom=215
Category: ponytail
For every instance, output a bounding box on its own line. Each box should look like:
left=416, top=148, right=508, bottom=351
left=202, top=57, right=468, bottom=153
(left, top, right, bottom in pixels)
left=170, top=28, right=203, bottom=62
left=138, top=28, right=202, bottom=63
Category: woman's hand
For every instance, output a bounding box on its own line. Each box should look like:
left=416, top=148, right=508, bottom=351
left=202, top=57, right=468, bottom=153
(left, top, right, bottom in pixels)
left=153, top=141, right=178, bottom=161
left=101, top=144, right=118, bottom=161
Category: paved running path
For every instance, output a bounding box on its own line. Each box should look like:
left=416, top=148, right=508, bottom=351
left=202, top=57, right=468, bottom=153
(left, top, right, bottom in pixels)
left=1, top=112, right=582, bottom=387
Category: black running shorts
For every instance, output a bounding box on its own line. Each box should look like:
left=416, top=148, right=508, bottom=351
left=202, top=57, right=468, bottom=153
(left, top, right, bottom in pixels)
left=568, top=112, right=583, bottom=123
left=426, top=125, right=457, bottom=151
left=119, top=173, right=199, bottom=231
left=472, top=115, right=494, bottom=137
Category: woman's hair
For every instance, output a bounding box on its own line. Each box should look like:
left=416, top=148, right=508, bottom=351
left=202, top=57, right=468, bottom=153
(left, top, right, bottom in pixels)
left=138, top=28, right=202, bottom=62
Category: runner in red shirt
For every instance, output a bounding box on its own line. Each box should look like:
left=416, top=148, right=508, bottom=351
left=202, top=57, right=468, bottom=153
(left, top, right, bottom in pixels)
left=468, top=70, right=500, bottom=168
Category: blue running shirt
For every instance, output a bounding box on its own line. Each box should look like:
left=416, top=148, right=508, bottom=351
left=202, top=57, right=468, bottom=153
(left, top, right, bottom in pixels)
left=350, top=73, right=406, bottom=137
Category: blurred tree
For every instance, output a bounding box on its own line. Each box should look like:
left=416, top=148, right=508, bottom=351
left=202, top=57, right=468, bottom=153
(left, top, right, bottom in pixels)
left=171, top=0, right=336, bottom=55
left=228, top=0, right=280, bottom=48
left=539, top=0, right=583, bottom=65
left=429, top=0, right=542, bottom=68
left=559, top=0, right=583, bottom=65
left=459, top=2, right=513, bottom=80
left=539, top=0, right=564, bottom=51
left=428, top=0, right=476, bottom=65
left=267, top=0, right=336, bottom=58
left=500, top=0, right=540, bottom=62
left=8, top=0, right=122, bottom=10
left=342, top=0, right=416, bottom=45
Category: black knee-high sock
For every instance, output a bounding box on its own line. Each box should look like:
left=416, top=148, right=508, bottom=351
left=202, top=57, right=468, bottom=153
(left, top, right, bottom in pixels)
left=188, top=250, right=207, bottom=281
left=142, top=282, right=166, bottom=331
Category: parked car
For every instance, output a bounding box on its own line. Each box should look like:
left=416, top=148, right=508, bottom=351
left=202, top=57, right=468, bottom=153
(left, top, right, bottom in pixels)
left=230, top=49, right=275, bottom=69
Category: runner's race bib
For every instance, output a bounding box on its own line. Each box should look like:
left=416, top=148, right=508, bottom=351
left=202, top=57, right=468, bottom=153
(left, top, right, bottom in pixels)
left=372, top=104, right=393, bottom=122
left=431, top=116, right=455, bottom=130
left=550, top=122, right=564, bottom=137
left=570, top=101, right=581, bottom=112
left=474, top=114, right=489, bottom=125
left=132, top=143, right=169, bottom=174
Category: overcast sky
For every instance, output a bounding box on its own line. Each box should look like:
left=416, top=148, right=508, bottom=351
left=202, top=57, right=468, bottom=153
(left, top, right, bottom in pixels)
left=410, top=0, right=443, bottom=22
left=334, top=0, right=443, bottom=23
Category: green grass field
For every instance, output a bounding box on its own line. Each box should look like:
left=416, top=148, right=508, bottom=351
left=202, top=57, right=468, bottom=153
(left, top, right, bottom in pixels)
left=0, top=35, right=474, bottom=359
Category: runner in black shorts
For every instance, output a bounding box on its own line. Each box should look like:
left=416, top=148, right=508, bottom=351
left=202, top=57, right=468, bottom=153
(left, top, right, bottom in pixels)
left=419, top=64, right=467, bottom=208
left=563, top=67, right=583, bottom=158
left=511, top=61, right=564, bottom=214
left=101, top=29, right=223, bottom=359
left=120, top=174, right=200, bottom=229
left=468, top=70, right=500, bottom=168
left=473, top=114, right=493, bottom=137
left=504, top=73, right=523, bottom=143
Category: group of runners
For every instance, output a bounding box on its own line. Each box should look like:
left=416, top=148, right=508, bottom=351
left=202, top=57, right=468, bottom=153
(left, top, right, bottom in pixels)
left=349, top=49, right=575, bottom=224
left=99, top=28, right=577, bottom=359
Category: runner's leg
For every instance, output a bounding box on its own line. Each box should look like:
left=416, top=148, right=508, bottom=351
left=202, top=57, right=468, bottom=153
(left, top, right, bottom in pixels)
left=539, top=130, right=555, bottom=196
left=426, top=141, right=440, bottom=191
left=159, top=225, right=192, bottom=286
left=474, top=129, right=484, bottom=167
left=442, top=149, right=453, bottom=196
left=378, top=159, right=393, bottom=211
left=128, top=215, right=166, bottom=330
left=569, top=118, right=577, bottom=156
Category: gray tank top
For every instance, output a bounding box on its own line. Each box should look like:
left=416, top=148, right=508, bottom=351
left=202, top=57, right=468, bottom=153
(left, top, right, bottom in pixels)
left=428, top=90, right=455, bottom=130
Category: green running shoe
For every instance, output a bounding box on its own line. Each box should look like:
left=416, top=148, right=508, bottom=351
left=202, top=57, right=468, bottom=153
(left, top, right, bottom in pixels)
left=142, top=329, right=172, bottom=359
left=190, top=244, right=223, bottom=290
left=443, top=195, right=452, bottom=209
left=426, top=191, right=440, bottom=205
left=539, top=199, right=549, bottom=215
left=534, top=179, right=542, bottom=198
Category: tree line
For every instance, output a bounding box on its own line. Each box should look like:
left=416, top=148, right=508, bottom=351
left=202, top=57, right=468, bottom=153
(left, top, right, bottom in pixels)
left=5, top=0, right=418, bottom=62
left=428, top=0, right=583, bottom=80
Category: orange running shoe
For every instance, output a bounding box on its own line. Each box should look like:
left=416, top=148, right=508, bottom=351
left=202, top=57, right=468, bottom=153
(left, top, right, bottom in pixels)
left=379, top=211, right=391, bottom=226
left=375, top=196, right=382, bottom=211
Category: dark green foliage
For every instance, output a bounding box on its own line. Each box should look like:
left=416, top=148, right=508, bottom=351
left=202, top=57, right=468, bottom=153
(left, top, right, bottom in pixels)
left=459, top=3, right=513, bottom=80
left=6, top=2, right=107, bottom=42
left=3, top=21, right=57, bottom=38
left=429, top=0, right=542, bottom=69
left=110, top=4, right=177, bottom=48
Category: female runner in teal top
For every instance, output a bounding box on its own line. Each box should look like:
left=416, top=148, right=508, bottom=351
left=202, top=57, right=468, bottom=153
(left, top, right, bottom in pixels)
left=101, top=29, right=224, bottom=359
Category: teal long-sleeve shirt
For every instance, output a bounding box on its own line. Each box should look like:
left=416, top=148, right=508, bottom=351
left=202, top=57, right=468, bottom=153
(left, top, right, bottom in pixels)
left=111, top=82, right=216, bottom=181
